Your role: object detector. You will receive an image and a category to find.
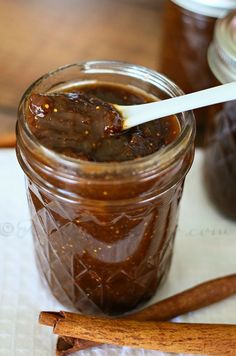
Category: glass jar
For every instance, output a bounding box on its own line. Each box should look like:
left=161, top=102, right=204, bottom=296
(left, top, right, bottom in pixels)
left=204, top=12, right=236, bottom=220
left=16, top=61, right=195, bottom=315
left=160, top=0, right=236, bottom=145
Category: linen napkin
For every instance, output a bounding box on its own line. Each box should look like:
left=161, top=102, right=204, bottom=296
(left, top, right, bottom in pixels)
left=0, top=149, right=235, bottom=356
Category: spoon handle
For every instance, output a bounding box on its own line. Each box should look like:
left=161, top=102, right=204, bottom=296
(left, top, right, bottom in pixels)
left=119, top=82, right=236, bottom=129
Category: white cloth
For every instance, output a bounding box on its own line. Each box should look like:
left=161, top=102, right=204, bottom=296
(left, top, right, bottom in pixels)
left=0, top=149, right=235, bottom=356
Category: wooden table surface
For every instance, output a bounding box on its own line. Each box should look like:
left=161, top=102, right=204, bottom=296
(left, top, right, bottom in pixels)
left=0, top=0, right=164, bottom=147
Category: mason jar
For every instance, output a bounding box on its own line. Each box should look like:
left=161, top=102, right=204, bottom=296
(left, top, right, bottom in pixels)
left=160, top=0, right=236, bottom=145
left=16, top=61, right=195, bottom=315
left=204, top=11, right=236, bottom=220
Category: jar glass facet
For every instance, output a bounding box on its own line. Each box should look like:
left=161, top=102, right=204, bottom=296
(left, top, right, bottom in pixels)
left=16, top=61, right=195, bottom=315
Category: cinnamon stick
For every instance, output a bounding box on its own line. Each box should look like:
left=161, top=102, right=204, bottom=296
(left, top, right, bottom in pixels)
left=39, top=273, right=236, bottom=355
left=56, top=336, right=100, bottom=356
left=41, top=312, right=236, bottom=355
left=132, top=273, right=236, bottom=322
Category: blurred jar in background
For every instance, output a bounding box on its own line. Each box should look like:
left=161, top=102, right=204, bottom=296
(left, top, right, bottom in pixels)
left=204, top=11, right=236, bottom=220
left=160, top=0, right=236, bottom=145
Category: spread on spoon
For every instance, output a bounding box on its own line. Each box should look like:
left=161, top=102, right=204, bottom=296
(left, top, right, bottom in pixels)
left=27, top=83, right=181, bottom=162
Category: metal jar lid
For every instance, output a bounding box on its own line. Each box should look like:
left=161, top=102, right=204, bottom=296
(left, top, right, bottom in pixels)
left=171, top=0, right=236, bottom=18
left=208, top=11, right=236, bottom=83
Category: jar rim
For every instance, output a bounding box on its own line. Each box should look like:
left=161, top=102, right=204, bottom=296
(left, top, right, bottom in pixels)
left=17, top=60, right=195, bottom=180
left=208, top=11, right=236, bottom=84
left=171, top=0, right=236, bottom=18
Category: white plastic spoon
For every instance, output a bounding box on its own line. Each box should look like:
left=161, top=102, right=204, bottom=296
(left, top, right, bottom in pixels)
left=113, top=82, right=236, bottom=130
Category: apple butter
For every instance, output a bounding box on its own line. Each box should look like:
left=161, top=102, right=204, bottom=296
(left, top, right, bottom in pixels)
left=16, top=61, right=195, bottom=315
left=27, top=85, right=181, bottom=162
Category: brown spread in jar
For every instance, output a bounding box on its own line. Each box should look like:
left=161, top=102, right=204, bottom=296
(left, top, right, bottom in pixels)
left=25, top=84, right=183, bottom=314
left=27, top=83, right=180, bottom=162
left=16, top=62, right=195, bottom=316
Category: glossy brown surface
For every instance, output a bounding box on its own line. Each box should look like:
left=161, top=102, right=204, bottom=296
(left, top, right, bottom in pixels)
left=20, top=83, right=192, bottom=315
left=27, top=84, right=180, bottom=162
left=160, top=1, right=216, bottom=145
left=204, top=100, right=236, bottom=220
left=28, top=91, right=123, bottom=142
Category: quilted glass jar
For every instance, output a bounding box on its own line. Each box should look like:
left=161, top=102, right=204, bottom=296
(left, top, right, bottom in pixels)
left=16, top=61, right=195, bottom=315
